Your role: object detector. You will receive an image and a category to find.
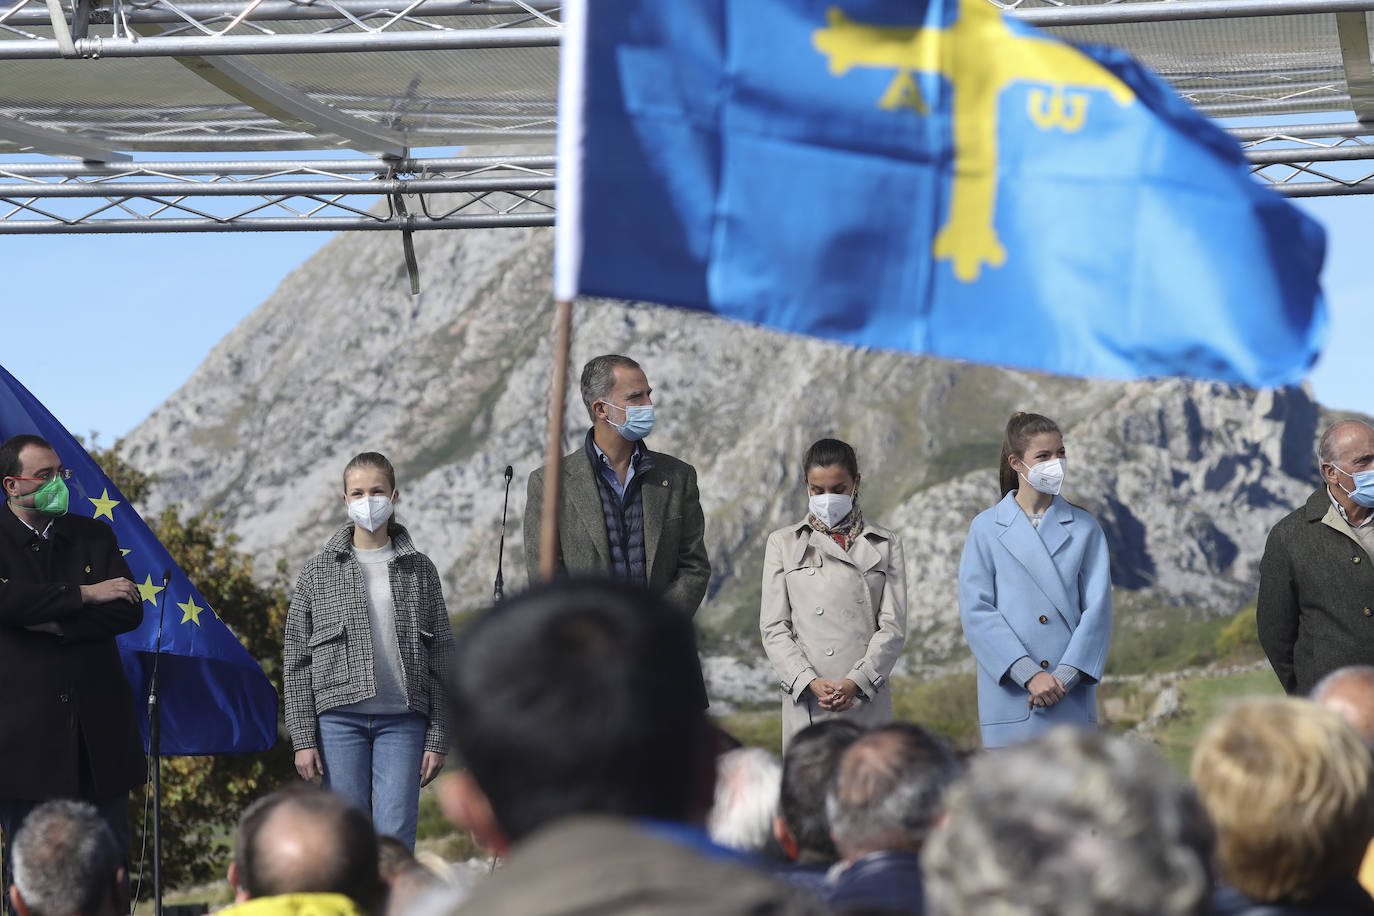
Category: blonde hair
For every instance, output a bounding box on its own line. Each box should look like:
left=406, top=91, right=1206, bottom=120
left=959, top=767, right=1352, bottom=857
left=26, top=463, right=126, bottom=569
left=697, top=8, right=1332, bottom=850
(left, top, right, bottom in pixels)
left=1191, top=697, right=1374, bottom=902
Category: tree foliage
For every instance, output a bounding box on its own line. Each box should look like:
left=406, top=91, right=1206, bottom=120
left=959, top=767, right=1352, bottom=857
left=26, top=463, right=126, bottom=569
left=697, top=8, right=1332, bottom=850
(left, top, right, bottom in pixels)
left=88, top=443, right=294, bottom=895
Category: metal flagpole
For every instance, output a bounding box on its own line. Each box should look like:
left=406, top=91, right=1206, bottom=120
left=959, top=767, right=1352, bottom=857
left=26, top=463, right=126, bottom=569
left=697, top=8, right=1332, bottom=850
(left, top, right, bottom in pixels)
left=538, top=298, right=572, bottom=581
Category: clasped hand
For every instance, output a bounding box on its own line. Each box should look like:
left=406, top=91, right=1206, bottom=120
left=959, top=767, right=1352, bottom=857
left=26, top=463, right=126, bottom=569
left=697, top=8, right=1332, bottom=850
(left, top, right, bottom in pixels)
left=809, top=677, right=859, bottom=713
left=1027, top=671, right=1066, bottom=709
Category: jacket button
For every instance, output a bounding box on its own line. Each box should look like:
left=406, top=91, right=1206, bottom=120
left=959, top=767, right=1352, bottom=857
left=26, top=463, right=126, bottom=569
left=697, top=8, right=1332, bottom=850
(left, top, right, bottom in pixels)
left=815, top=607, right=824, bottom=615
left=84, top=565, right=92, bottom=574
left=30, top=543, right=40, bottom=552
left=1365, top=608, right=1372, bottom=617
left=1040, top=660, right=1050, bottom=669
left=1039, top=615, right=1049, bottom=624
left=806, top=568, right=815, bottom=576
left=57, top=692, right=69, bottom=703
left=825, top=647, right=835, bottom=657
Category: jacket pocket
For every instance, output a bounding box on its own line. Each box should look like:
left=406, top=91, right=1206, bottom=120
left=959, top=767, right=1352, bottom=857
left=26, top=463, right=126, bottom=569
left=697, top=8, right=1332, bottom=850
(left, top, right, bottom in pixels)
left=307, top=622, right=349, bottom=692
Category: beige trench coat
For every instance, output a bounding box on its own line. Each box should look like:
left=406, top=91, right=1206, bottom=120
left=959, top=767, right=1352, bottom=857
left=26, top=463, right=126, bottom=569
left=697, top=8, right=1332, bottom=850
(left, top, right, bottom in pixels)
left=760, top=519, right=907, bottom=749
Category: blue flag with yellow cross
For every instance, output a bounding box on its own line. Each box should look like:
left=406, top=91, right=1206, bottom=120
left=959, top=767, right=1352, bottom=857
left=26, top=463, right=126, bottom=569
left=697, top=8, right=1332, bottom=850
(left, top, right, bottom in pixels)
left=0, top=363, right=278, bottom=755
left=554, top=0, right=1327, bottom=387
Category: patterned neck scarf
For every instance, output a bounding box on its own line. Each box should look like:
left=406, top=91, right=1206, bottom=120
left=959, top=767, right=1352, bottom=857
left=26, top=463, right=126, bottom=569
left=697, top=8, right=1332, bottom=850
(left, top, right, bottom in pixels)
left=808, top=497, right=865, bottom=552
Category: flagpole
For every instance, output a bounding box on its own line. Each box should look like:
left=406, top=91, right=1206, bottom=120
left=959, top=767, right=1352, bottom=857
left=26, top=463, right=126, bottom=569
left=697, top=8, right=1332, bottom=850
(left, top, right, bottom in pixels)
left=538, top=298, right=572, bottom=581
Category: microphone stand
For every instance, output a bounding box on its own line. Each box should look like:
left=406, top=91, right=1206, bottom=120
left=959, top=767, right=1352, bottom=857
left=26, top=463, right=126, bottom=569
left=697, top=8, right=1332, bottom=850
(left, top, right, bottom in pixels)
left=493, top=465, right=513, bottom=602
left=147, top=570, right=171, bottom=916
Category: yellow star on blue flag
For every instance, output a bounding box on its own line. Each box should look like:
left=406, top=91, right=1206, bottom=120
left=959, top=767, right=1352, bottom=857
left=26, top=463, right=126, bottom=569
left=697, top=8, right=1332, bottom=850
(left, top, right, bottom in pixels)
left=178, top=595, right=205, bottom=626
left=136, top=574, right=164, bottom=606
left=88, top=488, right=119, bottom=521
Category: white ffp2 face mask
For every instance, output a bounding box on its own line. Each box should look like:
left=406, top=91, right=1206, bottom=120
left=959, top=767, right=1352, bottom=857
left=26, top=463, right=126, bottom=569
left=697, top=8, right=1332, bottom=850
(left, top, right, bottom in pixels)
left=809, top=493, right=854, bottom=528
left=348, top=493, right=395, bottom=532
left=1022, top=458, right=1066, bottom=496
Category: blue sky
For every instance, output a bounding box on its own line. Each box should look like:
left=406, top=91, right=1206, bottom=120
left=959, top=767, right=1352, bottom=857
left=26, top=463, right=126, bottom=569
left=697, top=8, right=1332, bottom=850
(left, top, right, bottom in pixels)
left=0, top=181, right=1366, bottom=447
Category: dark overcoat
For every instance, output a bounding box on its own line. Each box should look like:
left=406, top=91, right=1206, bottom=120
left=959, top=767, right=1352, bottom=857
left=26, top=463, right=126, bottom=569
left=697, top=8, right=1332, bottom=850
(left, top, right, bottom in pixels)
left=0, top=507, right=145, bottom=800
left=1258, top=487, right=1374, bottom=696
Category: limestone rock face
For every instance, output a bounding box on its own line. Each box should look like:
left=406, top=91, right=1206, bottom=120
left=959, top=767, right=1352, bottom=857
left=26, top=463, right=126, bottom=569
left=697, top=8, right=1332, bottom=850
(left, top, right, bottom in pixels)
left=122, top=225, right=1336, bottom=702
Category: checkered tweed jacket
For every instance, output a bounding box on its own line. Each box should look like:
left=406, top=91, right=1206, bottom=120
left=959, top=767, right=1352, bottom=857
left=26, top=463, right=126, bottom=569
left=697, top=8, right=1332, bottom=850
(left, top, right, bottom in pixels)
left=284, top=522, right=455, bottom=754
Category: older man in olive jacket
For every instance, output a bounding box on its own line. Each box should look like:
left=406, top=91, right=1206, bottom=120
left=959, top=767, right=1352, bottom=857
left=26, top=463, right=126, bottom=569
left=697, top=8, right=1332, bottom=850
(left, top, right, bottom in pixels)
left=523, top=355, right=710, bottom=614
left=1259, top=420, right=1374, bottom=696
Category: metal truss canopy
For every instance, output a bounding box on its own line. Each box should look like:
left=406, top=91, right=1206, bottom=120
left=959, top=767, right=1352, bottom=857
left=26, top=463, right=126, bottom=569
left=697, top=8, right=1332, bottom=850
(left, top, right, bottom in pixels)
left=4, top=0, right=1374, bottom=234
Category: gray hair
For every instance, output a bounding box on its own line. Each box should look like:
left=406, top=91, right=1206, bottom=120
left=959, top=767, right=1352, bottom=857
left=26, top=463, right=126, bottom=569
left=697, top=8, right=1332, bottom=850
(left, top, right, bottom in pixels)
left=12, top=800, right=122, bottom=916
left=1312, top=665, right=1374, bottom=747
left=825, top=723, right=962, bottom=858
left=579, top=354, right=641, bottom=423
left=707, top=747, right=782, bottom=854
left=1317, top=420, right=1374, bottom=466
left=923, top=728, right=1214, bottom=916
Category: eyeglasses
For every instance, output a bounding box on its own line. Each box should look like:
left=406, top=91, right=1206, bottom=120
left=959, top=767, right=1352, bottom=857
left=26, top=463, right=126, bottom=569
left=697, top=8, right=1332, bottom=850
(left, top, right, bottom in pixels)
left=12, top=468, right=73, bottom=482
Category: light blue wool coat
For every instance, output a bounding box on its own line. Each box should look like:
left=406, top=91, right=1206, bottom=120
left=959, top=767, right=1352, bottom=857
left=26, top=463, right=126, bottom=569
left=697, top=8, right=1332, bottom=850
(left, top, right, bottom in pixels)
left=958, top=491, right=1113, bottom=748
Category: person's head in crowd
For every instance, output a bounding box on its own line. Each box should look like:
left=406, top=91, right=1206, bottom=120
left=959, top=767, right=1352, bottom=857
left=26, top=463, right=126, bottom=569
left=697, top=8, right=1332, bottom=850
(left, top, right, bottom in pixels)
left=827, top=723, right=962, bottom=862
left=708, top=747, right=783, bottom=856
left=8, top=800, right=125, bottom=916
left=229, top=783, right=382, bottom=915
left=1312, top=665, right=1374, bottom=746
left=775, top=719, right=863, bottom=864
left=1192, top=697, right=1374, bottom=904
left=375, top=835, right=441, bottom=916
left=924, top=728, right=1214, bottom=916
left=439, top=578, right=713, bottom=856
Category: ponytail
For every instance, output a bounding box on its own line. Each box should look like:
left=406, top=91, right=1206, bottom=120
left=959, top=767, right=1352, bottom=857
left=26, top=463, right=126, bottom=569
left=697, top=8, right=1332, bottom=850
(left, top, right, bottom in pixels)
left=998, top=412, right=1061, bottom=498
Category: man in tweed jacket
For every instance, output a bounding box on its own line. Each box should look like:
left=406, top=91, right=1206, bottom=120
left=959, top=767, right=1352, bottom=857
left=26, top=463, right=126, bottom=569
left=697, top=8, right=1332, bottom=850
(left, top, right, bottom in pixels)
left=523, top=355, right=711, bottom=614
left=1259, top=420, right=1374, bottom=695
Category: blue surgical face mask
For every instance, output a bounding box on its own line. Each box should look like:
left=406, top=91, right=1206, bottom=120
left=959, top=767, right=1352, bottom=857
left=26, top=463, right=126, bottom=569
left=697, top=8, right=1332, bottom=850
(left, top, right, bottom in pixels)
left=601, top=400, right=655, bottom=441
left=1332, top=462, right=1374, bottom=508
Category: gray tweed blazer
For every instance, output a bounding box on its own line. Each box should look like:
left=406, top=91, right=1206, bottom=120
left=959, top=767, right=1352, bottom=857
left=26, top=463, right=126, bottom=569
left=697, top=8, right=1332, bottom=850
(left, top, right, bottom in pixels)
left=284, top=522, right=455, bottom=753
left=1258, top=486, right=1374, bottom=695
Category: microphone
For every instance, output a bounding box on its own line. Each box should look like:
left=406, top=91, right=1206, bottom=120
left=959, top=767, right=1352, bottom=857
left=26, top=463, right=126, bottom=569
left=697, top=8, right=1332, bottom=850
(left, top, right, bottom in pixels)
left=162, top=569, right=171, bottom=587
left=494, top=465, right=514, bottom=602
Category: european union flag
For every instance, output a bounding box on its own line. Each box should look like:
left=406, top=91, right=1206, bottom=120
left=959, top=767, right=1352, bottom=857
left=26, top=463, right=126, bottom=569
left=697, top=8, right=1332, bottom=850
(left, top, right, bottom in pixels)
left=0, top=365, right=278, bottom=755
left=554, top=0, right=1327, bottom=387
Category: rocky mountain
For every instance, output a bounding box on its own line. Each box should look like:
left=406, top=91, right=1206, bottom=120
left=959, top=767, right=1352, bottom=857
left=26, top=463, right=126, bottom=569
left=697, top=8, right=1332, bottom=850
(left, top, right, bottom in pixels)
left=121, top=221, right=1340, bottom=705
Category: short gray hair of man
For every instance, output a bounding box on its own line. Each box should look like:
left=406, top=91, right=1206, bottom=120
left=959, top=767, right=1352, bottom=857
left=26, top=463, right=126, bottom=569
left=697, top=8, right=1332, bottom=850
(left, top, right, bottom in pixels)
left=825, top=723, right=962, bottom=859
left=707, top=747, right=782, bottom=853
left=1317, top=420, right=1374, bottom=466
left=923, top=728, right=1214, bottom=916
left=579, top=354, right=641, bottom=423
left=11, top=800, right=122, bottom=916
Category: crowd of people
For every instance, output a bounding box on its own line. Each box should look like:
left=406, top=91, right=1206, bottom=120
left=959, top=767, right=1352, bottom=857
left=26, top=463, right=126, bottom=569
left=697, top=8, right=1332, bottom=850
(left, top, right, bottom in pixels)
left=8, top=351, right=1374, bottom=914
left=11, top=578, right=1374, bottom=915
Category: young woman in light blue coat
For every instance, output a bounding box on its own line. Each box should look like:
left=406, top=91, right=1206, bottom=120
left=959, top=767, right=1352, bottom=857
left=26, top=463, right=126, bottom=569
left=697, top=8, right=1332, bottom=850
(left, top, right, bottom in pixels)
left=957, top=412, right=1112, bottom=748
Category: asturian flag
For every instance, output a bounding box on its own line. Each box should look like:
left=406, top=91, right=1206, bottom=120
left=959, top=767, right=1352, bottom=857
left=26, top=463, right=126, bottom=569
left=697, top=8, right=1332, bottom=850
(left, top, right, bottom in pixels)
left=555, top=0, right=1327, bottom=387
left=0, top=364, right=278, bottom=755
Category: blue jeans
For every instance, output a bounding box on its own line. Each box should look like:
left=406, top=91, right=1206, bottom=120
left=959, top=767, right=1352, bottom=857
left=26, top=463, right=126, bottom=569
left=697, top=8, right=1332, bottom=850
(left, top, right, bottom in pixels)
left=318, top=710, right=426, bottom=850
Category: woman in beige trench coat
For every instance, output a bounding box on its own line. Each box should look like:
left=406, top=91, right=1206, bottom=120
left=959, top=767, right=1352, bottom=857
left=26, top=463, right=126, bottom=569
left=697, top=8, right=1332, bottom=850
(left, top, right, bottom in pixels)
left=760, top=438, right=908, bottom=750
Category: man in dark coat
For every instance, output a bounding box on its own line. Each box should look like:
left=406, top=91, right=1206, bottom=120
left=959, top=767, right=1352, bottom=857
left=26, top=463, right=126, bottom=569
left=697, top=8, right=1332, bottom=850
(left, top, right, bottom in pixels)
left=1259, top=420, right=1374, bottom=695
left=0, top=435, right=145, bottom=867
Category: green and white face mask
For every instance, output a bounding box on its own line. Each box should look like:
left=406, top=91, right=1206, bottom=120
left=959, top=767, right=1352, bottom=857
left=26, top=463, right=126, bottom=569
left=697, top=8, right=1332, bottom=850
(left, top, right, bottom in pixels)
left=10, top=474, right=70, bottom=517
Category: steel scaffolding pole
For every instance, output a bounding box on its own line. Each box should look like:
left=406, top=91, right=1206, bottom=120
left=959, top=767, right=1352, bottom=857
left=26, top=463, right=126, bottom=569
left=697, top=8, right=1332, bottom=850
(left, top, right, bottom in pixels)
left=0, top=23, right=560, bottom=59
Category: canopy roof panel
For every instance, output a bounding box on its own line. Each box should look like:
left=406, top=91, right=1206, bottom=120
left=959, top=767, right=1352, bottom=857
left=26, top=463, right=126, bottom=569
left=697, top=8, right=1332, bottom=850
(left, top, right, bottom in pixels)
left=0, top=0, right=1371, bottom=235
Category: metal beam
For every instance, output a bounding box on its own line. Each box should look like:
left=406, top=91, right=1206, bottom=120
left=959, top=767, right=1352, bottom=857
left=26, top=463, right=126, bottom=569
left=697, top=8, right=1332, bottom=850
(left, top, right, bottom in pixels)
left=0, top=174, right=556, bottom=196
left=0, top=115, right=128, bottom=161
left=1009, top=0, right=1374, bottom=26
left=1229, top=120, right=1374, bottom=141
left=0, top=213, right=555, bottom=232
left=1336, top=11, right=1374, bottom=121
left=0, top=0, right=560, bottom=25
left=0, top=23, right=560, bottom=60
left=141, top=35, right=410, bottom=156
left=0, top=153, right=555, bottom=175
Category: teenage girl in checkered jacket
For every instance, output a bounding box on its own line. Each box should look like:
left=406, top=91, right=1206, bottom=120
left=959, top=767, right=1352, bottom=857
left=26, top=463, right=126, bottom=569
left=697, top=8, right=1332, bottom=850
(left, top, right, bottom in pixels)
left=283, top=451, right=456, bottom=850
